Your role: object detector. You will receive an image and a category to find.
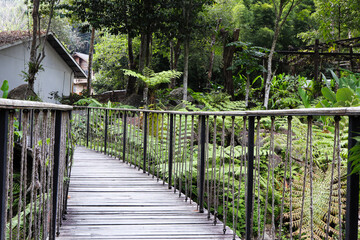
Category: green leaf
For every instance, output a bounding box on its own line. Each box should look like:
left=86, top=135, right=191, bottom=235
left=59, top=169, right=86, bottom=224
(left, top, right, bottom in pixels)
left=298, top=87, right=311, bottom=108
left=334, top=101, right=346, bottom=107
left=316, top=99, right=330, bottom=108
left=330, top=70, right=339, bottom=85
left=355, top=88, right=360, bottom=98
left=321, top=87, right=336, bottom=103
left=1, top=80, right=9, bottom=98
left=336, top=88, right=355, bottom=103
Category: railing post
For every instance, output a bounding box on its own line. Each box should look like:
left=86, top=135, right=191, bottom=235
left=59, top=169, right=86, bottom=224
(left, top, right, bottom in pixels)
left=30, top=110, right=34, bottom=148
left=104, top=109, right=108, bottom=154
left=51, top=110, right=62, bottom=239
left=199, top=115, right=206, bottom=213
left=122, top=113, right=127, bottom=162
left=143, top=112, right=148, bottom=173
left=0, top=110, right=9, bottom=240
left=246, top=116, right=255, bottom=240
left=168, top=114, right=174, bottom=189
left=63, top=110, right=71, bottom=216
left=345, top=115, right=360, bottom=240
left=86, top=108, right=90, bottom=147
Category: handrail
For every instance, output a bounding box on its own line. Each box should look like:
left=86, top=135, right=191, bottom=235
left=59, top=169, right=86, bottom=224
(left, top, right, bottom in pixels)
left=73, top=105, right=360, bottom=116
left=0, top=99, right=73, bottom=110
left=71, top=106, right=360, bottom=240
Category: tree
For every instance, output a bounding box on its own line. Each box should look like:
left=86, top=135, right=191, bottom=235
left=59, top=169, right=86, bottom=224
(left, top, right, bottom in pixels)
left=106, top=0, right=176, bottom=95
left=299, top=0, right=360, bottom=42
left=93, top=32, right=134, bottom=94
left=26, top=0, right=57, bottom=97
left=123, top=68, right=182, bottom=106
left=207, top=18, right=221, bottom=86
left=229, top=41, right=267, bottom=107
left=0, top=0, right=27, bottom=31
left=263, top=0, right=303, bottom=109
left=180, top=0, right=214, bottom=102
left=61, top=0, right=109, bottom=96
left=92, top=34, right=139, bottom=94
left=221, top=28, right=240, bottom=98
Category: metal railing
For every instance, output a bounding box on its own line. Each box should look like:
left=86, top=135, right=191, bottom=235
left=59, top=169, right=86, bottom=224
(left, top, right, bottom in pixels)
left=0, top=99, right=73, bottom=240
left=72, top=106, right=360, bottom=240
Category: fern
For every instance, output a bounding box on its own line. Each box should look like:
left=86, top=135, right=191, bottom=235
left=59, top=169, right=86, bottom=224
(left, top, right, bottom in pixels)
left=284, top=167, right=347, bottom=239
left=349, top=136, right=360, bottom=174
left=123, top=67, right=182, bottom=88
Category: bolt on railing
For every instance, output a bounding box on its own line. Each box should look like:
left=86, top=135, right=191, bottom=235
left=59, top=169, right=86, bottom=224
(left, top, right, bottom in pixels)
left=0, top=99, right=73, bottom=240
left=72, top=106, right=360, bottom=240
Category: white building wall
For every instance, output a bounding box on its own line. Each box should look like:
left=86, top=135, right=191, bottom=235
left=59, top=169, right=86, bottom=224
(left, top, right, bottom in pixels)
left=0, top=40, right=73, bottom=103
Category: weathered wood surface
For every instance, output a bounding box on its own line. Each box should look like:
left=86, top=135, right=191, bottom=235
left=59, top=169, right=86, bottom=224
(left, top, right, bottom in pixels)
left=57, top=147, right=239, bottom=240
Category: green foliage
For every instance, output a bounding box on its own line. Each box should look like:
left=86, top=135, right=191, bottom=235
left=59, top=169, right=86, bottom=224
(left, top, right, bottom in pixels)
left=0, top=0, right=27, bottom=31
left=228, top=42, right=268, bottom=73
left=269, top=74, right=308, bottom=109
left=1, top=80, right=9, bottom=98
left=284, top=167, right=346, bottom=239
left=123, top=67, right=182, bottom=88
left=331, top=70, right=360, bottom=96
left=92, top=34, right=140, bottom=94
left=298, top=87, right=311, bottom=108
left=349, top=136, right=360, bottom=175
left=317, top=71, right=360, bottom=110
left=74, top=97, right=102, bottom=107
left=299, top=0, right=360, bottom=43
left=189, top=90, right=246, bottom=111
left=317, top=87, right=360, bottom=108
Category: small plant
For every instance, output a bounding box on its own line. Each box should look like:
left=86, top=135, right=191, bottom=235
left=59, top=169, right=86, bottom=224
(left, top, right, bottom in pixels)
left=123, top=67, right=182, bottom=106
left=1, top=80, right=9, bottom=98
left=284, top=166, right=346, bottom=239
left=73, top=97, right=102, bottom=107
left=269, top=74, right=307, bottom=109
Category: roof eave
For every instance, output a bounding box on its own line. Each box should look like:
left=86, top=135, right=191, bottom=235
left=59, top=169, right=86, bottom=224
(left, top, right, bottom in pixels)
left=46, top=33, right=88, bottom=79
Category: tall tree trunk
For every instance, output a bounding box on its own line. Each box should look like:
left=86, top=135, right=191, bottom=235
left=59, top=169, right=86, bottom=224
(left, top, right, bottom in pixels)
left=169, top=40, right=175, bottom=88
left=169, top=40, right=181, bottom=89
left=263, top=0, right=300, bottom=109
left=207, top=19, right=221, bottom=88
left=27, top=0, right=40, bottom=93
left=126, top=35, right=136, bottom=96
left=139, top=33, right=148, bottom=73
left=139, top=32, right=152, bottom=106
left=87, top=27, right=95, bottom=97
left=26, top=0, right=55, bottom=98
left=264, top=10, right=282, bottom=109
left=222, top=28, right=240, bottom=99
left=183, top=37, right=190, bottom=103
left=124, top=0, right=136, bottom=96
left=146, top=33, right=152, bottom=67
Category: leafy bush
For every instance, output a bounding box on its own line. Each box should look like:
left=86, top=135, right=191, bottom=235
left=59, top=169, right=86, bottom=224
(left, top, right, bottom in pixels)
left=269, top=74, right=308, bottom=109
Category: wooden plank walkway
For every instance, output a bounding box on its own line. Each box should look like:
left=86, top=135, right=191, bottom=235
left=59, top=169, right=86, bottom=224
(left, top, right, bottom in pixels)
left=57, top=146, right=239, bottom=240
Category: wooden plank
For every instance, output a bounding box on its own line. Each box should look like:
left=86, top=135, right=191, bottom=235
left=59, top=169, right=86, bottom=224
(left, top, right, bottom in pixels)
left=56, top=146, right=239, bottom=240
